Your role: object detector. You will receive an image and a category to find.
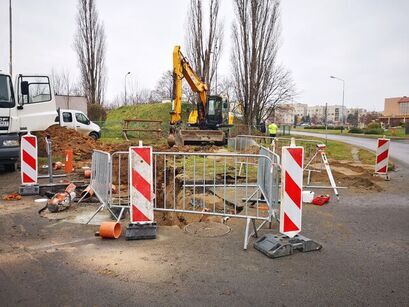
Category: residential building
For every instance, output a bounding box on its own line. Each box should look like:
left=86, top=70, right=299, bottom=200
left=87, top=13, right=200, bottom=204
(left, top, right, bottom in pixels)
left=379, top=96, right=409, bottom=126
left=55, top=95, right=88, bottom=115
left=276, top=103, right=308, bottom=124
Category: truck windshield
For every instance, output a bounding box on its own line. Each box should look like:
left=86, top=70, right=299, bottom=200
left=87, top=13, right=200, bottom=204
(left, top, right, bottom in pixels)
left=0, top=75, right=15, bottom=108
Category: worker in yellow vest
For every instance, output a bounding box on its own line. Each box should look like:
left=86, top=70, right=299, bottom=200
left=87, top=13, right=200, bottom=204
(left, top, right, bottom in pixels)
left=268, top=122, right=278, bottom=138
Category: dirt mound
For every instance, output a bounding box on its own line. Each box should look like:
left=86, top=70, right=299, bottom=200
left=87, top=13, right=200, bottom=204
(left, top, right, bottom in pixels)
left=36, top=125, right=97, bottom=160
left=307, top=160, right=383, bottom=191
left=35, top=125, right=134, bottom=161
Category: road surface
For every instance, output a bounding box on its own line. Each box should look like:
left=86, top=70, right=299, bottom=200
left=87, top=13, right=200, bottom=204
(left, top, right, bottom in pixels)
left=291, top=130, right=409, bottom=166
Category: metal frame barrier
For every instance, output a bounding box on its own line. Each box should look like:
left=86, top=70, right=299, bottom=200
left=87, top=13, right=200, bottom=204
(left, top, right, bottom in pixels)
left=87, top=150, right=118, bottom=223
left=152, top=151, right=280, bottom=249
left=89, top=147, right=282, bottom=249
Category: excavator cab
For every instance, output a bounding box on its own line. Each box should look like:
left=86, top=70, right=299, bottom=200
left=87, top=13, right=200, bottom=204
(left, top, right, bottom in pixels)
left=205, top=95, right=229, bottom=129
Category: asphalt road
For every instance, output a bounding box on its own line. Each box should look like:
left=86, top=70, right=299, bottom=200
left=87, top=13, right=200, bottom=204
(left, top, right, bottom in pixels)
left=291, top=130, right=409, bottom=166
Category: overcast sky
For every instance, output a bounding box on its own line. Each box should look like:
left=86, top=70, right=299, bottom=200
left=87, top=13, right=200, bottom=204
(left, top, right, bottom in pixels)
left=0, top=0, right=408, bottom=111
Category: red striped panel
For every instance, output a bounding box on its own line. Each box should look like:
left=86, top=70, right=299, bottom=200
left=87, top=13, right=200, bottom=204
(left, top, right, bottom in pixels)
left=24, top=136, right=36, bottom=148
left=133, top=148, right=151, bottom=165
left=283, top=212, right=299, bottom=232
left=132, top=205, right=151, bottom=222
left=23, top=173, right=35, bottom=183
left=285, top=171, right=301, bottom=208
left=378, top=139, right=388, bottom=147
left=376, top=150, right=388, bottom=164
left=132, top=169, right=151, bottom=201
left=287, top=148, right=303, bottom=168
left=22, top=150, right=37, bottom=170
left=377, top=165, right=387, bottom=173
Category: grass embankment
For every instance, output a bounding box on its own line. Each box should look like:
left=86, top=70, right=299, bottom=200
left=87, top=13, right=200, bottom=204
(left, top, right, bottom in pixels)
left=97, top=102, right=189, bottom=144
left=293, top=127, right=408, bottom=139
left=287, top=134, right=379, bottom=166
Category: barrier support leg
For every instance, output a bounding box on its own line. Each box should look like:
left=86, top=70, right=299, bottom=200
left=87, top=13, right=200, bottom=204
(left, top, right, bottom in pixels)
left=243, top=217, right=252, bottom=250
left=86, top=203, right=118, bottom=224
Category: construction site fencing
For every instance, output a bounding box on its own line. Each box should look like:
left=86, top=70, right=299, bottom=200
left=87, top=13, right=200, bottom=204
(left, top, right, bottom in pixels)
left=233, top=135, right=321, bottom=162
left=152, top=151, right=279, bottom=221
left=90, top=147, right=282, bottom=246
left=90, top=150, right=112, bottom=208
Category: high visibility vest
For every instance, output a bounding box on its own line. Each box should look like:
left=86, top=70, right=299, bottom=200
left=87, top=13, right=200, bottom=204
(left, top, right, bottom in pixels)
left=268, top=123, right=278, bottom=134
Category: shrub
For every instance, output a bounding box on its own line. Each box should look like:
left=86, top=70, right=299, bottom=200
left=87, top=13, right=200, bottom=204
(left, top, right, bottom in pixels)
left=367, top=122, right=381, bottom=129
left=349, top=127, right=363, bottom=134
left=87, top=103, right=107, bottom=122
left=364, top=128, right=384, bottom=135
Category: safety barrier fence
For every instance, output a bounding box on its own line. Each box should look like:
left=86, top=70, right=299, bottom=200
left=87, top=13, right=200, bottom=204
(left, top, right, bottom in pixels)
left=233, top=135, right=321, bottom=162
left=90, top=147, right=281, bottom=248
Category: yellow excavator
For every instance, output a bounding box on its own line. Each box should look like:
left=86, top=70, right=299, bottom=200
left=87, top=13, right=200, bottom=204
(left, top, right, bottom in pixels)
left=167, top=45, right=233, bottom=147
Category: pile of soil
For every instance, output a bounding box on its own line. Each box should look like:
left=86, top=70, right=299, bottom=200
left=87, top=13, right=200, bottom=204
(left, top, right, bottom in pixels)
left=35, top=125, right=132, bottom=161
left=36, top=125, right=98, bottom=160
left=307, top=161, right=383, bottom=191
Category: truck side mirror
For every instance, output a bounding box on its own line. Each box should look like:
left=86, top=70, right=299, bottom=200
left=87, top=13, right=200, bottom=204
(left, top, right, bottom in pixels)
left=223, top=102, right=228, bottom=109
left=21, top=81, right=29, bottom=95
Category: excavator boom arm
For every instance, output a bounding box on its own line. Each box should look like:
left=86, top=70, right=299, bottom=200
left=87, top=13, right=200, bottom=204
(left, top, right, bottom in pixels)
left=170, top=45, right=207, bottom=125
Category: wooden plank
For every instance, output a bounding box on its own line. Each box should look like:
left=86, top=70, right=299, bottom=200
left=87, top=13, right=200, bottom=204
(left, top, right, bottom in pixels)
left=123, top=119, right=163, bottom=123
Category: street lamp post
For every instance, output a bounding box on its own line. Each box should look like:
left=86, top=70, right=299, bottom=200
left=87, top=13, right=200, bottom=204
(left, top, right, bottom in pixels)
left=330, top=75, right=345, bottom=125
left=9, top=0, right=12, bottom=77
left=124, top=72, right=131, bottom=105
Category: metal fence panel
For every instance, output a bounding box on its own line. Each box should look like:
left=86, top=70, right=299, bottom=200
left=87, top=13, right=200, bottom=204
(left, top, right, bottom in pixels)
left=257, top=146, right=281, bottom=213
left=90, top=150, right=111, bottom=207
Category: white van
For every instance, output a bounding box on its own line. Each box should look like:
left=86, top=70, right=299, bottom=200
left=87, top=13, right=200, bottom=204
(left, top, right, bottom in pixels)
left=59, top=109, right=101, bottom=140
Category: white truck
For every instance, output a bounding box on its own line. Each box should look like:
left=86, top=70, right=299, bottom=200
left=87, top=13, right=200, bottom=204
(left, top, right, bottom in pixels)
left=0, top=73, right=101, bottom=171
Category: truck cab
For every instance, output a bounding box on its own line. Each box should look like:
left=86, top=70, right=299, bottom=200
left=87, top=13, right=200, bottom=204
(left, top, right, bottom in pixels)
left=0, top=73, right=101, bottom=171
left=59, top=109, right=101, bottom=139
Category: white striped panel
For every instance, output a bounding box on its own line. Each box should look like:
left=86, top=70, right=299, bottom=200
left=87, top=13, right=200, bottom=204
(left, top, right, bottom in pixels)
left=280, top=146, right=304, bottom=238
left=129, top=146, right=154, bottom=223
left=22, top=160, right=37, bottom=181
left=21, top=137, right=37, bottom=159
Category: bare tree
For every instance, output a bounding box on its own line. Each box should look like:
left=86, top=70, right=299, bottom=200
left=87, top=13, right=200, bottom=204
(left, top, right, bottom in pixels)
left=231, top=0, right=295, bottom=125
left=186, top=0, right=223, bottom=93
left=151, top=70, right=195, bottom=104
left=74, top=0, right=106, bottom=105
left=51, top=68, right=82, bottom=96
left=151, top=70, right=173, bottom=102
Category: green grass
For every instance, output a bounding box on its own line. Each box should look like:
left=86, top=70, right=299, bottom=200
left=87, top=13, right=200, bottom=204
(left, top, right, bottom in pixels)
left=358, top=149, right=375, bottom=165
left=293, top=127, right=408, bottom=139
left=174, top=155, right=259, bottom=181
left=98, top=102, right=190, bottom=142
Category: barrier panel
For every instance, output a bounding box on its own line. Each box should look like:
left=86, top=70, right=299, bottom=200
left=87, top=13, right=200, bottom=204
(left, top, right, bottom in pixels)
left=87, top=150, right=117, bottom=223
left=375, top=137, right=390, bottom=178
left=21, top=133, right=38, bottom=185
left=280, top=143, right=304, bottom=238
left=129, top=146, right=154, bottom=223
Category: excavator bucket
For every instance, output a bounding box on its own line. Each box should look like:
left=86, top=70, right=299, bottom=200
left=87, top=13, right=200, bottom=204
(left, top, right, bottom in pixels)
left=175, top=129, right=226, bottom=146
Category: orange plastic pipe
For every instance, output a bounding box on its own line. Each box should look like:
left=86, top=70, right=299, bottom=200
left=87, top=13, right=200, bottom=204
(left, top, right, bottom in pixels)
left=65, top=150, right=73, bottom=174
left=99, top=222, right=122, bottom=239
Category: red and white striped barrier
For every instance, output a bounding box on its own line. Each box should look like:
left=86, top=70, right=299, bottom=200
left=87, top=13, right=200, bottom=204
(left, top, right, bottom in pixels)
left=375, top=138, right=390, bottom=175
left=21, top=133, right=38, bottom=185
left=280, top=143, right=304, bottom=238
left=129, top=145, right=154, bottom=223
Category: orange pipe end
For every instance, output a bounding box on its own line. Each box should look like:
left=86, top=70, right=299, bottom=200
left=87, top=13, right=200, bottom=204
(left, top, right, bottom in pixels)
left=99, top=222, right=122, bottom=239
left=84, top=169, right=91, bottom=178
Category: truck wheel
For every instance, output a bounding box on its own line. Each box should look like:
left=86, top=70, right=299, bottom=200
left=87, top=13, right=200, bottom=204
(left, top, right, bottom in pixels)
left=89, top=132, right=99, bottom=140
left=4, top=163, right=16, bottom=172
